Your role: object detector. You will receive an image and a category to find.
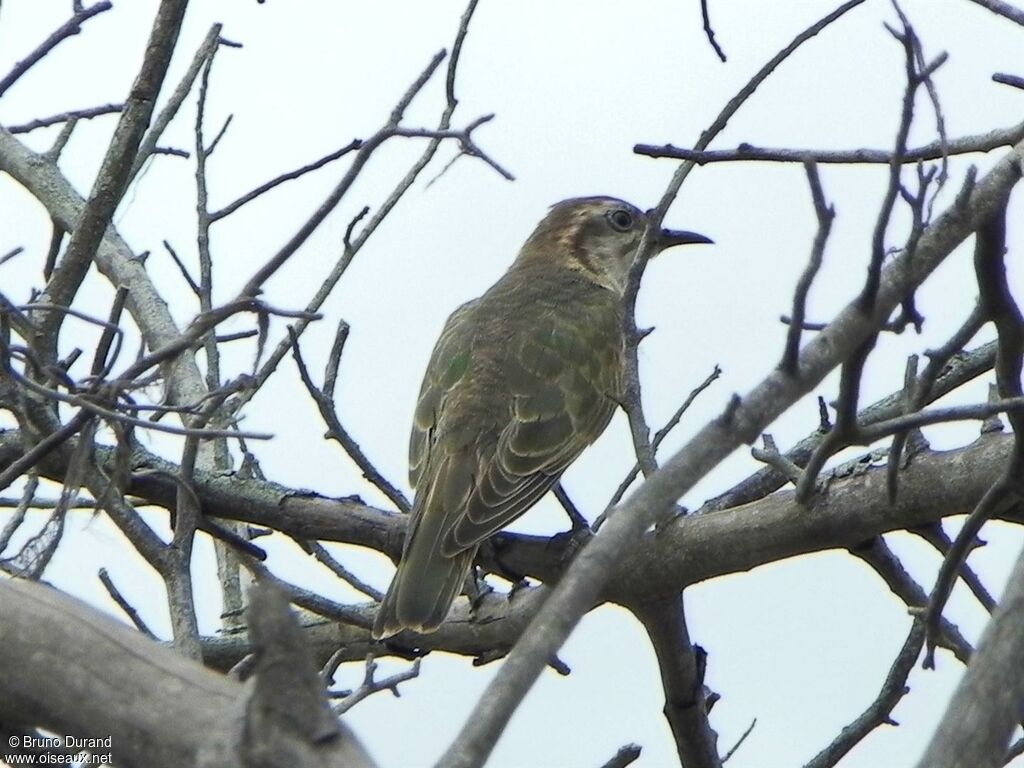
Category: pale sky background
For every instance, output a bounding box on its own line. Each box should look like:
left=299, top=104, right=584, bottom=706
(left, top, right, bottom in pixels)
left=1, top=1, right=1023, bottom=767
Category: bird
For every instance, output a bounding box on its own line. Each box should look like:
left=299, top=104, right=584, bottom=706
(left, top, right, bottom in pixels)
left=372, top=196, right=710, bottom=639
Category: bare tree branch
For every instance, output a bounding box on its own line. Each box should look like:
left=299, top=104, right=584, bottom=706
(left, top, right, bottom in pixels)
left=967, top=0, right=1024, bottom=27
left=0, top=579, right=377, bottom=768
left=332, top=656, right=421, bottom=715
left=0, top=1, right=112, bottom=99
left=925, top=203, right=1024, bottom=665
left=128, top=23, right=223, bottom=184
left=635, top=121, right=1024, bottom=164
left=229, top=0, right=485, bottom=420
left=600, top=744, right=642, bottom=768
left=6, top=103, right=122, bottom=134
left=98, top=566, right=156, bottom=639
left=210, top=140, right=362, bottom=222
left=289, top=328, right=410, bottom=512
left=632, top=598, right=721, bottom=768
left=699, top=0, right=727, bottom=62
left=916, top=541, right=1024, bottom=768
left=781, top=160, right=834, bottom=375
left=35, top=0, right=189, bottom=360
left=805, top=619, right=924, bottom=768
left=603, top=364, right=720, bottom=516
left=704, top=337, right=997, bottom=514
left=854, top=536, right=973, bottom=664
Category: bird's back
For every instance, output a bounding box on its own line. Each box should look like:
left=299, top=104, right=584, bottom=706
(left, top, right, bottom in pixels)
left=429, top=263, right=626, bottom=467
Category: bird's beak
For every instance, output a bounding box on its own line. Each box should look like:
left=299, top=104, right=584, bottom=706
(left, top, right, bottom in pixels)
left=657, top=227, right=713, bottom=251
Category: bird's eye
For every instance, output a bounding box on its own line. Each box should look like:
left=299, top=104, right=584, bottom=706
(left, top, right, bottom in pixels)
left=608, top=209, right=634, bottom=232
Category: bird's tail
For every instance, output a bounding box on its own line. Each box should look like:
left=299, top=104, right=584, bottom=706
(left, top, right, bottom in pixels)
left=372, top=542, right=474, bottom=639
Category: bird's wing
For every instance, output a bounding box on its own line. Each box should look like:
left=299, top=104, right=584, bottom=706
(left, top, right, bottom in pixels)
left=408, top=300, right=477, bottom=491
left=441, top=315, right=621, bottom=555
left=373, top=301, right=482, bottom=636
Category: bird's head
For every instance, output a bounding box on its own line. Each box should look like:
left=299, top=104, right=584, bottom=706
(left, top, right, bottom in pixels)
left=515, top=196, right=711, bottom=294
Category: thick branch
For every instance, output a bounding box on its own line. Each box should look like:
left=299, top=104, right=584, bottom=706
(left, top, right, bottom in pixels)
left=0, top=579, right=374, bottom=768
left=2, top=409, right=1022, bottom=624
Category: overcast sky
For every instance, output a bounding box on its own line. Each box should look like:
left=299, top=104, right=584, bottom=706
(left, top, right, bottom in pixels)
left=1, top=1, right=1023, bottom=766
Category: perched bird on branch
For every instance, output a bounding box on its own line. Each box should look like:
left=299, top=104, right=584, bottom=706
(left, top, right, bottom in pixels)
left=372, top=196, right=710, bottom=639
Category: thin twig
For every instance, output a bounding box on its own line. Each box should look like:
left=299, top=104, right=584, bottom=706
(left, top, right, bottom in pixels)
left=128, top=23, right=223, bottom=184
left=2, top=364, right=270, bottom=439
left=302, top=539, right=384, bottom=601
left=89, top=287, right=128, bottom=381
left=911, top=524, right=995, bottom=612
left=856, top=396, right=1024, bottom=442
left=861, top=13, right=923, bottom=312
left=232, top=0, right=483, bottom=413
left=233, top=50, right=446, bottom=303
left=805, top=619, right=925, bottom=768
left=699, top=0, right=727, bottom=62
left=793, top=336, right=875, bottom=503
left=288, top=328, right=410, bottom=512
left=722, top=719, right=756, bottom=763
left=44, top=117, right=77, bottom=162
left=887, top=303, right=986, bottom=500
left=210, top=139, right=363, bottom=222
left=994, top=72, right=1024, bottom=90
left=323, top=319, right=350, bottom=402
left=634, top=121, right=1024, bottom=164
left=6, top=103, right=122, bottom=134
left=603, top=365, right=720, bottom=514
left=98, top=567, right=156, bottom=639
left=751, top=434, right=803, bottom=485
left=0, top=476, right=37, bottom=553
left=333, top=657, right=421, bottom=715
left=552, top=482, right=587, bottom=530
left=236, top=551, right=372, bottom=628
left=854, top=536, right=972, bottom=663
left=781, top=161, right=834, bottom=374
left=599, top=744, right=642, bottom=768
left=0, top=246, right=24, bottom=268
left=161, top=240, right=201, bottom=295
left=42, top=224, right=62, bottom=279
left=0, top=2, right=112, bottom=99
